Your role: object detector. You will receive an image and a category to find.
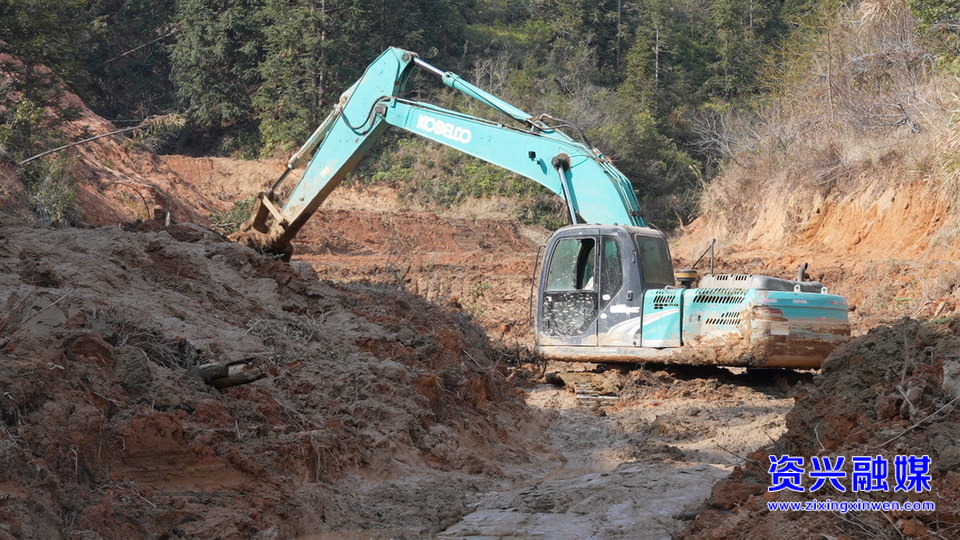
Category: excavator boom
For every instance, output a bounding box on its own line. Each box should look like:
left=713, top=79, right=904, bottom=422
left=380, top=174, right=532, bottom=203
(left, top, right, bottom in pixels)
left=233, top=47, right=850, bottom=370
left=233, top=47, right=643, bottom=257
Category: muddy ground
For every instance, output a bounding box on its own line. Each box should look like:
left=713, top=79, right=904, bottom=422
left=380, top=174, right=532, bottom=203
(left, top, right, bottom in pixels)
left=439, top=366, right=802, bottom=539
left=0, top=210, right=808, bottom=539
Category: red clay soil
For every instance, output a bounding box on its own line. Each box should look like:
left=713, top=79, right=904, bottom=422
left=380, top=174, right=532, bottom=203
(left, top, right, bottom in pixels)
left=675, top=174, right=960, bottom=334
left=0, top=214, right=557, bottom=539
left=295, top=208, right=543, bottom=342
left=0, top=51, right=222, bottom=227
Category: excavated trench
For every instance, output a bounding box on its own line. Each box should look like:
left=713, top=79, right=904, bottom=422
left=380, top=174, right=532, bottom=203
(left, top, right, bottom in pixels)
left=155, top=158, right=806, bottom=537
left=437, top=366, right=803, bottom=539
left=0, top=211, right=804, bottom=539
left=3, top=138, right=957, bottom=538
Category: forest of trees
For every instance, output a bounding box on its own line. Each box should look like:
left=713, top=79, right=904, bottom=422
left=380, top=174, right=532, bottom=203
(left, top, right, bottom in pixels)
left=1, top=0, right=959, bottom=226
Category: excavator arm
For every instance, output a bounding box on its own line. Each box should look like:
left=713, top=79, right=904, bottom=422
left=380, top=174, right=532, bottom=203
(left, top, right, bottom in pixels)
left=231, top=48, right=851, bottom=370
left=234, top=47, right=645, bottom=258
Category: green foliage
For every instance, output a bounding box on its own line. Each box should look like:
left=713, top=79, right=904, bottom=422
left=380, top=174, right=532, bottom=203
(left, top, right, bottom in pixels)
left=0, top=4, right=84, bottom=225
left=253, top=0, right=345, bottom=151
left=0, top=100, right=46, bottom=157
left=84, top=0, right=177, bottom=119
left=0, top=0, right=820, bottom=229
left=909, top=0, right=960, bottom=70
left=0, top=0, right=90, bottom=87
left=464, top=280, right=491, bottom=318
left=209, top=197, right=257, bottom=232
left=910, top=0, right=960, bottom=26
left=254, top=0, right=465, bottom=152
left=0, top=40, right=79, bottom=166
left=0, top=0, right=176, bottom=120
left=23, top=153, right=78, bottom=225
left=516, top=195, right=567, bottom=229
left=169, top=0, right=265, bottom=154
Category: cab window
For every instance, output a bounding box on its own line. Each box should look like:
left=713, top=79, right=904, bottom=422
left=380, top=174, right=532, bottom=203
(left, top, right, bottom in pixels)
left=634, top=235, right=674, bottom=286
left=546, top=238, right=596, bottom=291
left=599, top=236, right=622, bottom=305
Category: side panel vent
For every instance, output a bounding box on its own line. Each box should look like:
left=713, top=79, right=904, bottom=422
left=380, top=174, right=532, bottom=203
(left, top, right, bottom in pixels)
left=652, top=290, right=680, bottom=309
left=704, top=311, right=742, bottom=326
left=692, top=288, right=747, bottom=304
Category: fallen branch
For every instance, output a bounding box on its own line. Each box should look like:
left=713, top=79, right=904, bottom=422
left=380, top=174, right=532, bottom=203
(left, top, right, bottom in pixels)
left=102, top=28, right=179, bottom=66
left=196, top=359, right=267, bottom=389
left=6, top=289, right=74, bottom=334
left=881, top=394, right=960, bottom=447
left=18, top=114, right=184, bottom=166
left=19, top=125, right=145, bottom=166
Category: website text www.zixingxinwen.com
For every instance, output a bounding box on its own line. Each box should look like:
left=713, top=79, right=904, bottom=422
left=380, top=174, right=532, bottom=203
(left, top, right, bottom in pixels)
left=767, top=499, right=936, bottom=514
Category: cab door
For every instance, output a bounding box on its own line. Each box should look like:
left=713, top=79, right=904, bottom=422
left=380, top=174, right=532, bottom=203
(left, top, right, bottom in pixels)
left=537, top=231, right=599, bottom=346
left=596, top=234, right=639, bottom=346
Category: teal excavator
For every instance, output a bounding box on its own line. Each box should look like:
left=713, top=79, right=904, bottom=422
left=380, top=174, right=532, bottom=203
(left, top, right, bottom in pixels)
left=234, top=47, right=850, bottom=368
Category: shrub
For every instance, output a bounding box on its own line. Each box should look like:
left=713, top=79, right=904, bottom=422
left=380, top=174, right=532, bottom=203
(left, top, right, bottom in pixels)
left=22, top=153, right=77, bottom=225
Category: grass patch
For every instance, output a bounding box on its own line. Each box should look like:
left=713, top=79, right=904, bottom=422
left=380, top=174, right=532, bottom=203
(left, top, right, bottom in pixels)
left=209, top=197, right=256, bottom=233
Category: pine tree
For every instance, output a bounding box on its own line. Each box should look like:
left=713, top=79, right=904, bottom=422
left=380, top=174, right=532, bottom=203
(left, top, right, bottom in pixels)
left=253, top=0, right=464, bottom=151
left=254, top=0, right=345, bottom=149
left=85, top=0, right=178, bottom=119
left=170, top=0, right=265, bottom=153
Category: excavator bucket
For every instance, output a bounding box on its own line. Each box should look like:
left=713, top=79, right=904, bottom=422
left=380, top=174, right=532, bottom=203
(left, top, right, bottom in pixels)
left=230, top=192, right=294, bottom=261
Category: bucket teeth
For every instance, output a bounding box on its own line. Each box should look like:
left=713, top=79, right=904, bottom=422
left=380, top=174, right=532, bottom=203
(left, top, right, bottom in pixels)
left=230, top=197, right=294, bottom=261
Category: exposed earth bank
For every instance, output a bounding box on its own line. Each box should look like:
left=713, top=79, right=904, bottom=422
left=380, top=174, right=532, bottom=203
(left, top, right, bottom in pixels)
left=0, top=216, right=557, bottom=538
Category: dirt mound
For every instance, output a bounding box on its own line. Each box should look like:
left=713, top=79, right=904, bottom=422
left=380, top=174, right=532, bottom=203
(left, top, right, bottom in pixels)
left=0, top=214, right=557, bottom=538
left=683, top=317, right=960, bottom=539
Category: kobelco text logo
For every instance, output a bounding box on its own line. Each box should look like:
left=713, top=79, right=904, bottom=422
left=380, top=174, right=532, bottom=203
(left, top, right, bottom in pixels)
left=416, top=114, right=472, bottom=144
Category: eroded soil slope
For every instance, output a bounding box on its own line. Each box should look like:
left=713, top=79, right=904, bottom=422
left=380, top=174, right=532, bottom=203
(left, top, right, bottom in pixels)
left=161, top=155, right=547, bottom=345
left=0, top=52, right=220, bottom=227
left=677, top=177, right=960, bottom=334
left=0, top=215, right=557, bottom=539
left=684, top=317, right=960, bottom=539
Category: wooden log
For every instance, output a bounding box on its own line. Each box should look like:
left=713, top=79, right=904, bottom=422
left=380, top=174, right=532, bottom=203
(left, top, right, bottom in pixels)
left=196, top=359, right=266, bottom=389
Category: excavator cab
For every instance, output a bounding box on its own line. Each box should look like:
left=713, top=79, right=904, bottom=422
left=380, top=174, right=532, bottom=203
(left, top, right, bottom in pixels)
left=536, top=224, right=850, bottom=367
left=536, top=225, right=674, bottom=348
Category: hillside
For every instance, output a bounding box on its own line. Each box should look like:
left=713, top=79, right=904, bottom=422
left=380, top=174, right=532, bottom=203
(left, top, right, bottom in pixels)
left=678, top=0, right=960, bottom=334
left=673, top=2, right=960, bottom=536
left=0, top=49, right=218, bottom=227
